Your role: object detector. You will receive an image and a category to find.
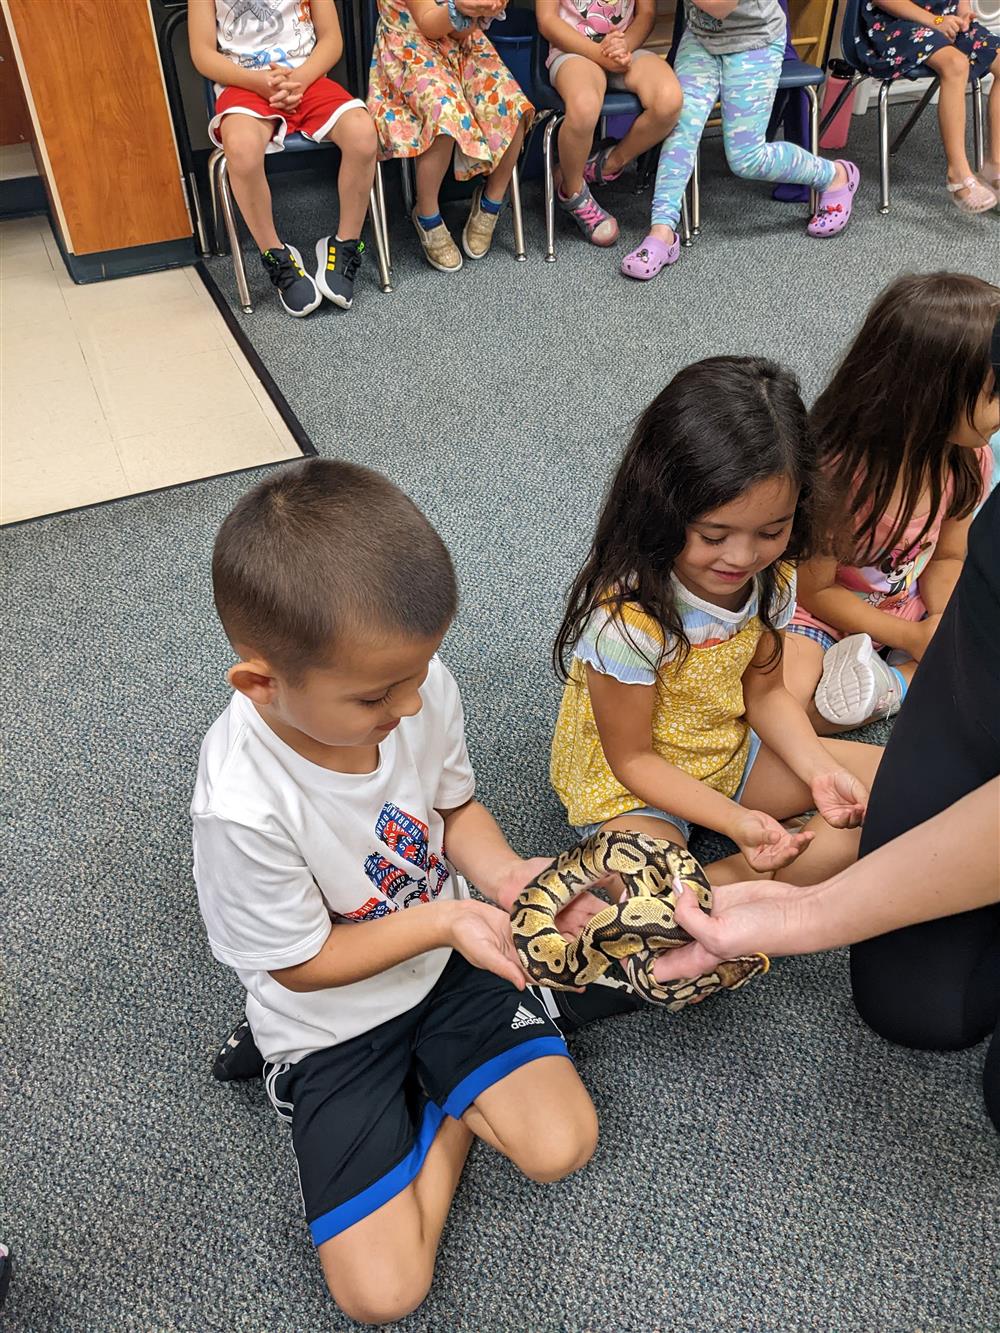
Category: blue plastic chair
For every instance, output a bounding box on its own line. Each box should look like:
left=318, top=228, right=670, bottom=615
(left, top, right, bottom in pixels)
left=822, top=0, right=984, bottom=213
left=529, top=36, right=692, bottom=261
left=205, top=81, right=392, bottom=313
left=670, top=0, right=827, bottom=233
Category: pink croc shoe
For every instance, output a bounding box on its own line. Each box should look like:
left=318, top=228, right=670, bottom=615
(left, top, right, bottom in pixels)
left=621, top=233, right=680, bottom=280
left=807, top=160, right=860, bottom=238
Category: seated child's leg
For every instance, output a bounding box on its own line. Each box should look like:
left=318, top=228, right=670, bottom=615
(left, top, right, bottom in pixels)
left=650, top=35, right=721, bottom=242
left=719, top=42, right=837, bottom=193
left=607, top=54, right=683, bottom=176
left=714, top=737, right=882, bottom=886
left=317, top=1117, right=473, bottom=1324
left=323, top=107, right=378, bottom=242
left=415, top=955, right=597, bottom=1185
left=415, top=133, right=456, bottom=220
left=927, top=45, right=992, bottom=209
left=552, top=56, right=608, bottom=197
left=219, top=113, right=281, bottom=251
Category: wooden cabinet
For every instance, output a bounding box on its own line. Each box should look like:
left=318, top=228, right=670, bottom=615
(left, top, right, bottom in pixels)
left=1, top=0, right=194, bottom=278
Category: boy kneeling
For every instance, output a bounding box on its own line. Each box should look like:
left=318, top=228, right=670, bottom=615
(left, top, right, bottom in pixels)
left=192, top=460, right=597, bottom=1322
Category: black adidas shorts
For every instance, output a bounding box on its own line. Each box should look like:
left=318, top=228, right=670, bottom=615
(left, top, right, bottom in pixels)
left=264, top=952, right=569, bottom=1246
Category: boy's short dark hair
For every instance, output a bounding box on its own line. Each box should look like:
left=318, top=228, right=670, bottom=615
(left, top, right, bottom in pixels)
left=212, top=459, right=457, bottom=679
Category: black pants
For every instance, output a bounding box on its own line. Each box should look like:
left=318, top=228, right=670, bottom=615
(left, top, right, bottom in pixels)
left=850, top=489, right=1000, bottom=1130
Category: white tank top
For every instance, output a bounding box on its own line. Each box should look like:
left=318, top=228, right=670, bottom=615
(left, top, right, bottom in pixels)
left=215, top=0, right=315, bottom=72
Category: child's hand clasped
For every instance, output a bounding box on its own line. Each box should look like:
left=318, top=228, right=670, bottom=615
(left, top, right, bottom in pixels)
left=449, top=899, right=530, bottom=990
left=600, top=33, right=631, bottom=70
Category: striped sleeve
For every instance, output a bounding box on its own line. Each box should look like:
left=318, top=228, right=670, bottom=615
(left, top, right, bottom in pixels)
left=575, top=604, right=663, bottom=686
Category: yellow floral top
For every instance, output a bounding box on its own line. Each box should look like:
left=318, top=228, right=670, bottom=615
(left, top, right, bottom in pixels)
left=550, top=566, right=796, bottom=828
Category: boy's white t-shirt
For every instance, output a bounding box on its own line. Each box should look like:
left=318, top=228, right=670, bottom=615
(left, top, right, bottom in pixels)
left=191, top=656, right=476, bottom=1065
left=215, top=0, right=315, bottom=73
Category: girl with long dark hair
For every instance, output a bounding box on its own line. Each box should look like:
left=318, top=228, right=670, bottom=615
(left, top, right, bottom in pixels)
left=550, top=357, right=880, bottom=887
left=784, top=272, right=998, bottom=733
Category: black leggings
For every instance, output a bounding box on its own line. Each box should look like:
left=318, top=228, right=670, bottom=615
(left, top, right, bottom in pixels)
left=850, top=490, right=1000, bottom=1131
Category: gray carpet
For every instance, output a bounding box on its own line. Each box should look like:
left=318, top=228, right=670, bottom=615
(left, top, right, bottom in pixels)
left=3, top=105, right=999, bottom=1332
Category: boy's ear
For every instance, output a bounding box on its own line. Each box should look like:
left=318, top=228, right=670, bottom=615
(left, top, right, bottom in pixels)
left=228, top=656, right=278, bottom=704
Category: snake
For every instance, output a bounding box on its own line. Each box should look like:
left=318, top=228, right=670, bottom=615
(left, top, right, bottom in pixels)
left=510, top=831, right=769, bottom=1012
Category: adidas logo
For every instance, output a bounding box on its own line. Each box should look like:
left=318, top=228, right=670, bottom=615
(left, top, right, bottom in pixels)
left=510, top=1003, right=545, bottom=1031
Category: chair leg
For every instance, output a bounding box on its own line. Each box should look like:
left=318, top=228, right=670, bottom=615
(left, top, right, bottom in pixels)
left=373, top=160, right=391, bottom=274
left=510, top=162, right=526, bottom=261
left=878, top=80, right=891, bottom=214
left=691, top=148, right=701, bottom=235
left=368, top=183, right=393, bottom=295
left=543, top=113, right=563, bottom=263
left=679, top=188, right=692, bottom=247
left=400, top=158, right=414, bottom=216
left=218, top=158, right=253, bottom=313
left=806, top=85, right=820, bottom=218
left=207, top=148, right=224, bottom=255
left=890, top=77, right=937, bottom=156
left=971, top=79, right=984, bottom=174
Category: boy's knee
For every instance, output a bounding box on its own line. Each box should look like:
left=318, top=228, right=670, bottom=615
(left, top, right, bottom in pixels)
left=513, top=1102, right=599, bottom=1183
left=335, top=108, right=378, bottom=161
left=221, top=125, right=266, bottom=175
left=327, top=1264, right=432, bottom=1325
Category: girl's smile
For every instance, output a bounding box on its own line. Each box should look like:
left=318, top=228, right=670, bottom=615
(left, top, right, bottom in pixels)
left=675, top=474, right=799, bottom=609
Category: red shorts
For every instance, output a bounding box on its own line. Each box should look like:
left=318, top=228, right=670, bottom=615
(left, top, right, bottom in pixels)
left=209, top=76, right=365, bottom=153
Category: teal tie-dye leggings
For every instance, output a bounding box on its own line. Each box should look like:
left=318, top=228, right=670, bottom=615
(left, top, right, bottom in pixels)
left=652, top=33, right=837, bottom=230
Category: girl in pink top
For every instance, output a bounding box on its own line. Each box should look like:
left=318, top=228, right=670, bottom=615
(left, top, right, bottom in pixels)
left=783, top=272, right=999, bottom=732
left=536, top=1, right=681, bottom=254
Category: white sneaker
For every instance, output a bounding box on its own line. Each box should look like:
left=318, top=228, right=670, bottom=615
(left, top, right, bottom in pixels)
left=814, top=633, right=904, bottom=727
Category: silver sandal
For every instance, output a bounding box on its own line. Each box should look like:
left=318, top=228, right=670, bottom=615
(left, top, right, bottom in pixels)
left=946, top=175, right=997, bottom=214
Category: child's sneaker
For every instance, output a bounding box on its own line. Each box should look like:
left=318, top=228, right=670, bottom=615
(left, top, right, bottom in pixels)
left=314, top=236, right=364, bottom=310
left=212, top=1019, right=264, bottom=1082
left=814, top=633, right=905, bottom=727
left=556, top=178, right=619, bottom=246
left=412, top=209, right=463, bottom=272
left=260, top=244, right=322, bottom=317
left=462, top=183, right=501, bottom=260
left=583, top=144, right=625, bottom=187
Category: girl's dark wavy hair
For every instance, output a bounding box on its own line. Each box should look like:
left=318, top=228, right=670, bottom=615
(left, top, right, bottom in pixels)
left=553, top=356, right=820, bottom=681
left=812, top=271, right=1000, bottom=564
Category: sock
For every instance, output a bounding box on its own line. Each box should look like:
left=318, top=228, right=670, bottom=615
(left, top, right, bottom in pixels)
left=479, top=191, right=503, bottom=215
left=416, top=211, right=443, bottom=231
left=890, top=667, right=908, bottom=701
left=334, top=235, right=359, bottom=245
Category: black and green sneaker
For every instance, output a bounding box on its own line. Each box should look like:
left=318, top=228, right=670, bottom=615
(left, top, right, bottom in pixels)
left=259, top=243, right=321, bottom=318
left=314, top=235, right=364, bottom=310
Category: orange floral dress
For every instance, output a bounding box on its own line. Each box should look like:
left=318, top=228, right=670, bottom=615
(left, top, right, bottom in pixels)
left=367, top=1, right=533, bottom=179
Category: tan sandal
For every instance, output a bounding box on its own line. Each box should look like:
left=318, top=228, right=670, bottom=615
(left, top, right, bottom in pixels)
left=946, top=174, right=997, bottom=214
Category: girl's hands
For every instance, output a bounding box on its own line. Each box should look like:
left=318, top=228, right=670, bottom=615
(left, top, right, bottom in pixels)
left=810, top=769, right=868, bottom=828
left=600, top=32, right=631, bottom=69
left=935, top=13, right=965, bottom=38
left=731, top=808, right=814, bottom=873
left=455, top=0, right=506, bottom=20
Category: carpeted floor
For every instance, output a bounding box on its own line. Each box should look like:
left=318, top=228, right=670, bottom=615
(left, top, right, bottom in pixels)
left=2, top=106, right=998, bottom=1332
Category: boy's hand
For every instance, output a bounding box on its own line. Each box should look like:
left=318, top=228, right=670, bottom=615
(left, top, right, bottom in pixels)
left=810, top=769, right=867, bottom=828
left=493, top=855, right=608, bottom=940
left=731, top=808, right=813, bottom=873
left=268, top=66, right=304, bottom=110
left=449, top=900, right=528, bottom=989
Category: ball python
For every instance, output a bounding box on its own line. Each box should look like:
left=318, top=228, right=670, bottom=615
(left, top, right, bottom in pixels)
left=510, top=831, right=769, bottom=1012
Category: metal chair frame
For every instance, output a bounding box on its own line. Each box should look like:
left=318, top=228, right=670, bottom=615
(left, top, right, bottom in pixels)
left=529, top=38, right=693, bottom=261
left=821, top=0, right=984, bottom=213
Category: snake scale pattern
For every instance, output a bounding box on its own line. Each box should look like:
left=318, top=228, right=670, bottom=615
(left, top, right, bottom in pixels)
left=510, top=831, right=769, bottom=1012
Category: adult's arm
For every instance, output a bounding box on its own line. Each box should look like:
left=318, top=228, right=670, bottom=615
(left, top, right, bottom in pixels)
left=650, top=776, right=1000, bottom=980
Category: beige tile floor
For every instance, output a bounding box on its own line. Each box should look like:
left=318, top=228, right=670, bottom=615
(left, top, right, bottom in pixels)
left=0, top=214, right=303, bottom=525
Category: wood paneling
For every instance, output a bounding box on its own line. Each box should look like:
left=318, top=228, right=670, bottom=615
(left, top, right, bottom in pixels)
left=0, top=7, right=32, bottom=145
left=4, top=0, right=190, bottom=254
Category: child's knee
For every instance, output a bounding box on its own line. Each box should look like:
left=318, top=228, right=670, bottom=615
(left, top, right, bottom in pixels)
left=221, top=123, right=267, bottom=175
left=335, top=108, right=378, bottom=162
left=648, top=78, right=683, bottom=125
left=726, top=140, right=768, bottom=180
left=934, top=45, right=970, bottom=79
left=564, top=88, right=604, bottom=131
left=326, top=1262, right=432, bottom=1325
left=512, top=1100, right=599, bottom=1183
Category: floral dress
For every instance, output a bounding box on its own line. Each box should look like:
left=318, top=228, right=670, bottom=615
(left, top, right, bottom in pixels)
left=367, top=0, right=534, bottom=178
left=856, top=0, right=1000, bottom=81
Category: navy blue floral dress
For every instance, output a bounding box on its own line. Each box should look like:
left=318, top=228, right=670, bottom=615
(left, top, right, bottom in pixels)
left=856, top=0, right=1000, bottom=80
